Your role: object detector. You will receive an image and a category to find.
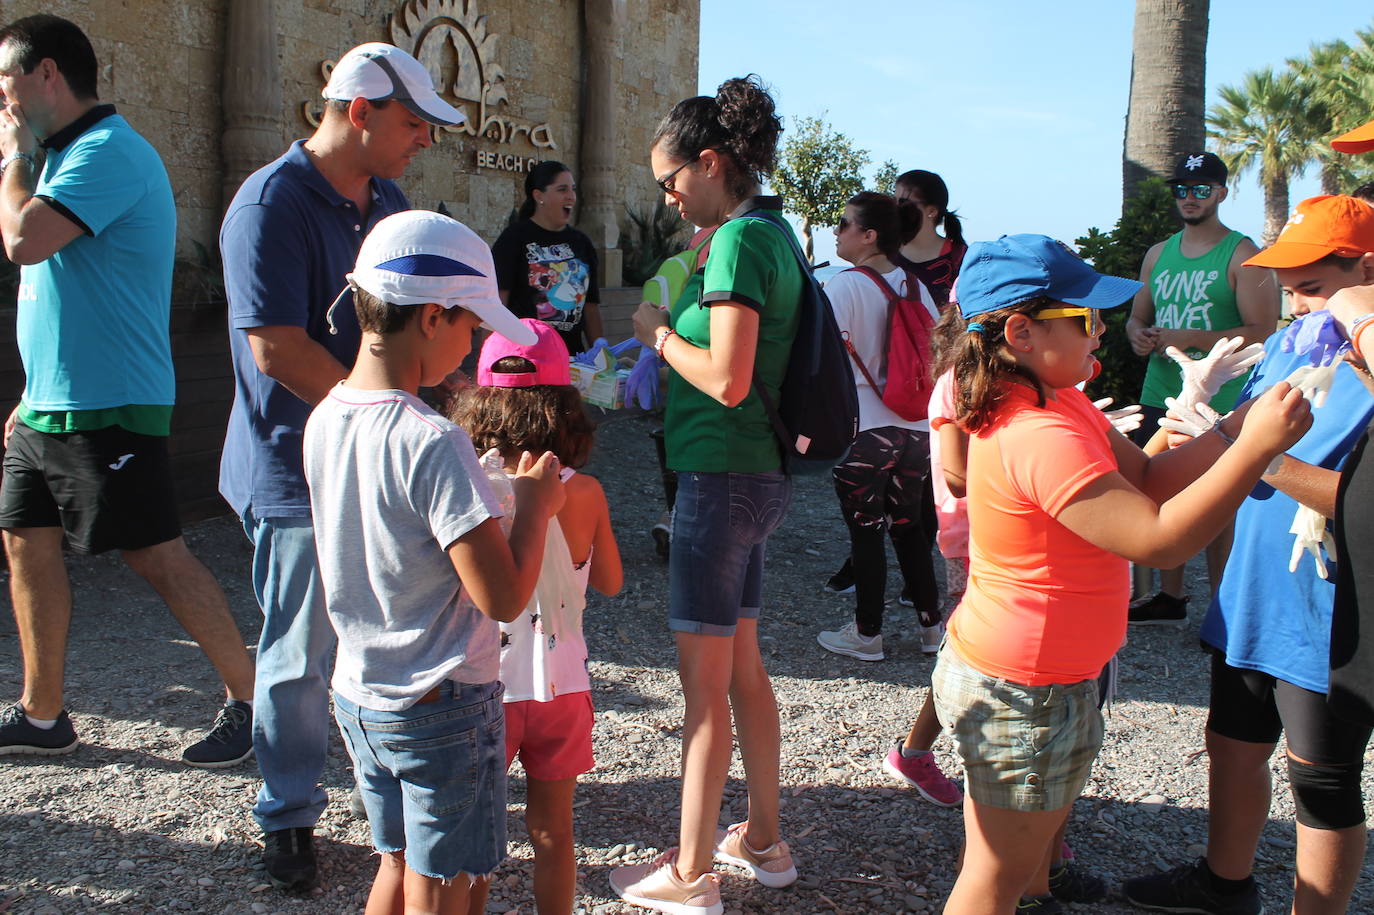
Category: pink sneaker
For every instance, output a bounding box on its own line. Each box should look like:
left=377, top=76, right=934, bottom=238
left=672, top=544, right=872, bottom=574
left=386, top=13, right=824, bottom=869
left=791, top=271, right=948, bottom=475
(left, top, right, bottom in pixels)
left=882, top=743, right=962, bottom=807
left=713, top=822, right=798, bottom=888
left=609, top=848, right=723, bottom=915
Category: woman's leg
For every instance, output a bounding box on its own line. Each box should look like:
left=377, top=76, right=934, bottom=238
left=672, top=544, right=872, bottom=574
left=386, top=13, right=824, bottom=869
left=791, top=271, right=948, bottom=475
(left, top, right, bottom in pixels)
left=887, top=431, right=939, bottom=625
left=944, top=798, right=1072, bottom=915
left=729, top=617, right=781, bottom=848
left=675, top=630, right=737, bottom=882
left=1292, top=816, right=1367, bottom=913
left=366, top=851, right=406, bottom=915
left=524, top=777, right=579, bottom=915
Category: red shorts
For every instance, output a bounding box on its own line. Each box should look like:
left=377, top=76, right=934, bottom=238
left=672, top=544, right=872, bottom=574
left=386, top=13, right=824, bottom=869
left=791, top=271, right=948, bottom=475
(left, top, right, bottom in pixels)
left=504, top=691, right=595, bottom=781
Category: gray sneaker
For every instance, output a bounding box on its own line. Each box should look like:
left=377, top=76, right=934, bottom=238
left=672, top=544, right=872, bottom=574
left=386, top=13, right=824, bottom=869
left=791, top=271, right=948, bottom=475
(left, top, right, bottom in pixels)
left=817, top=621, right=883, bottom=661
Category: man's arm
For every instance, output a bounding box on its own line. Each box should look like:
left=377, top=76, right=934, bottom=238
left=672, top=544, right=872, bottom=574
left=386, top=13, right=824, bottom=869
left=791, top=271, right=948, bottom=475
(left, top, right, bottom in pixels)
left=0, top=103, right=84, bottom=264
left=245, top=326, right=349, bottom=406
left=1155, top=238, right=1280, bottom=352
left=1125, top=242, right=1163, bottom=357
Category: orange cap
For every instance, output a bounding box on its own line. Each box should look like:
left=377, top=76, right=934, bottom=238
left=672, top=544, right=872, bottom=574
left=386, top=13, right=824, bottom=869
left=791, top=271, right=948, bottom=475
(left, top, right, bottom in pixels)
left=1243, top=195, right=1374, bottom=268
left=1332, top=118, right=1374, bottom=154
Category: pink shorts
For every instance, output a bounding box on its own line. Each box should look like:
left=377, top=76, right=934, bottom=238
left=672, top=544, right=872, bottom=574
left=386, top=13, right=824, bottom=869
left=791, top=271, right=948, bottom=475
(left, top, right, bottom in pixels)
left=504, top=691, right=595, bottom=781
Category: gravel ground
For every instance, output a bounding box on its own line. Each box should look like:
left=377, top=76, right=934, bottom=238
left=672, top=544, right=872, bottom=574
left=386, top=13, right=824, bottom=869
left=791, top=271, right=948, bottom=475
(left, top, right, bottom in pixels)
left=2, top=411, right=1372, bottom=915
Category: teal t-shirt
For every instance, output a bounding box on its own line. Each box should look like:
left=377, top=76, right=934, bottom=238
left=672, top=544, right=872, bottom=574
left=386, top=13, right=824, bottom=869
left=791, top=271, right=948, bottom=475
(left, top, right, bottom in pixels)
left=18, top=110, right=176, bottom=413
left=664, top=208, right=801, bottom=473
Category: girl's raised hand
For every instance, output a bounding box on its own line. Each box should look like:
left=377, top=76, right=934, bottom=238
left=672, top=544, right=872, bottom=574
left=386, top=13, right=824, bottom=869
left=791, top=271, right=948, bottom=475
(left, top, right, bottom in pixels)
left=1235, top=381, right=1312, bottom=457
left=511, top=450, right=566, bottom=519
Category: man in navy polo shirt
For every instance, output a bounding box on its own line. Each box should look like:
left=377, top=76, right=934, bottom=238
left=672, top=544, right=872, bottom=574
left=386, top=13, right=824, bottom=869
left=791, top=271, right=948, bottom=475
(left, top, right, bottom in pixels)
left=219, top=42, right=463, bottom=891
left=0, top=15, right=256, bottom=766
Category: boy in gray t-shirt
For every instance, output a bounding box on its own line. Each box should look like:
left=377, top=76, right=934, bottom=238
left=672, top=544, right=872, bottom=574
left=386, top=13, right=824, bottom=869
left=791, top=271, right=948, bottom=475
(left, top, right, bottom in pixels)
left=303, top=211, right=563, bottom=911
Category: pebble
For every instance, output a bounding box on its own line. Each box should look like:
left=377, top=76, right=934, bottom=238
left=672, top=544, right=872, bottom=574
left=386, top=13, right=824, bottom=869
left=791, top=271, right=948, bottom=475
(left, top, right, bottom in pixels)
left=1139, top=794, right=1168, bottom=813
left=115, top=859, right=136, bottom=870
left=251, top=904, right=268, bottom=914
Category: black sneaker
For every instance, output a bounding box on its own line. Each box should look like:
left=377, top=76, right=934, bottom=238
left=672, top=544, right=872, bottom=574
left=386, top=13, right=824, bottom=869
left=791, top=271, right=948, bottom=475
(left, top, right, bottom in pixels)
left=825, top=557, right=855, bottom=594
left=1049, top=860, right=1108, bottom=903
left=181, top=700, right=254, bottom=768
left=263, top=827, right=317, bottom=892
left=651, top=520, right=671, bottom=561
left=1128, top=591, right=1189, bottom=627
left=898, top=587, right=914, bottom=607
left=1016, top=895, right=1065, bottom=913
left=1122, top=859, right=1262, bottom=914
left=0, top=703, right=78, bottom=756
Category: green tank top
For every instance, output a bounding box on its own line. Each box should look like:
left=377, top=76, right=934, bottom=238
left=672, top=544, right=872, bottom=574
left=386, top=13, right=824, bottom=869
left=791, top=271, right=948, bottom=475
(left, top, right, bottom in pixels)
left=1139, top=230, right=1249, bottom=410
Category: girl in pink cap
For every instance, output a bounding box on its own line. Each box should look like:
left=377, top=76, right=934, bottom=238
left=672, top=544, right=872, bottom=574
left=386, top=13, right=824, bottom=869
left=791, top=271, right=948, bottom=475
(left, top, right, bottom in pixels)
left=450, top=318, right=623, bottom=915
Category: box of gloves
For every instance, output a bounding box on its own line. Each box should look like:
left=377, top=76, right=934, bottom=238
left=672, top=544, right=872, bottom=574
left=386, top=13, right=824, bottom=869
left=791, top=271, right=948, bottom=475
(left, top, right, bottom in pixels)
left=569, top=353, right=629, bottom=410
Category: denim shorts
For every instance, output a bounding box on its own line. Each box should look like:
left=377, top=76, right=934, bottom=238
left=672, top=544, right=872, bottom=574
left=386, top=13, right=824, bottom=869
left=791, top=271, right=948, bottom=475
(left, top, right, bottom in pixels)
left=669, top=471, right=791, bottom=636
left=932, top=648, right=1103, bottom=812
left=334, top=680, right=507, bottom=880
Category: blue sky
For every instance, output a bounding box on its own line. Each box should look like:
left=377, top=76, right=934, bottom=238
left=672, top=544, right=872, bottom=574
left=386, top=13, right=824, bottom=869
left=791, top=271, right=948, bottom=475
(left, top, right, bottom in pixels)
left=697, top=0, right=1373, bottom=266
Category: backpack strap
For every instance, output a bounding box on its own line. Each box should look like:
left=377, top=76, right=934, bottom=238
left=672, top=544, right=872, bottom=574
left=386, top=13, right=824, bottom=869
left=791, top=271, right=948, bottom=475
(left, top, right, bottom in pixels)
left=839, top=265, right=905, bottom=391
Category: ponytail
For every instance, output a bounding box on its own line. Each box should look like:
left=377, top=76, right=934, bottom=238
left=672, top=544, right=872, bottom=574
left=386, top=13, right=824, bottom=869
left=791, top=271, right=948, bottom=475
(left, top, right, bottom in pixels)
left=845, top=191, right=920, bottom=260
left=895, top=168, right=963, bottom=246
left=945, top=299, right=1048, bottom=433
left=942, top=210, right=966, bottom=248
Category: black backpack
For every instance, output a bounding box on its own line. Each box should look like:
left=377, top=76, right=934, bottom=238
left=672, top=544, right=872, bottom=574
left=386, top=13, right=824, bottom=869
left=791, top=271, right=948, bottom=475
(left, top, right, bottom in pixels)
left=741, top=214, right=859, bottom=474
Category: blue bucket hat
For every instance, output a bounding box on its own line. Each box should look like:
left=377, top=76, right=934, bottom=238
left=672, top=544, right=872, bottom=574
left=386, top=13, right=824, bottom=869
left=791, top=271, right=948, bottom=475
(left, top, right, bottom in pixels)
left=957, top=234, right=1142, bottom=320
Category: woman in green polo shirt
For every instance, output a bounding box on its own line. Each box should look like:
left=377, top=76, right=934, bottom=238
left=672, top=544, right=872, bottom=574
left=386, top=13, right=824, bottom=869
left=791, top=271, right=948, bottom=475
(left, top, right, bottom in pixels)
left=610, top=76, right=802, bottom=913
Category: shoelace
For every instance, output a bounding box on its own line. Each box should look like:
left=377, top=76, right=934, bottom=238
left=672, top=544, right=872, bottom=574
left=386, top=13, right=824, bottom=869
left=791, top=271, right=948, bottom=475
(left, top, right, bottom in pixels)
left=203, top=705, right=249, bottom=745
left=1, top=704, right=23, bottom=728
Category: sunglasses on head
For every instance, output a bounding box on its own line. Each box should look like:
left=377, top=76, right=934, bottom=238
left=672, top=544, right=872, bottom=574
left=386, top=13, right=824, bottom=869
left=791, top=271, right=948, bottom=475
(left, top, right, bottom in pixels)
left=656, top=151, right=702, bottom=194
left=1171, top=183, right=1216, bottom=200
left=1031, top=305, right=1101, bottom=336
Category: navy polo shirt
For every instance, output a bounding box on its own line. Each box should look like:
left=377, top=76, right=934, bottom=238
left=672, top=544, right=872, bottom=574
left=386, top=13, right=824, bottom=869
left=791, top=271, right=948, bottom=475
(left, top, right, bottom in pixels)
left=219, top=140, right=410, bottom=518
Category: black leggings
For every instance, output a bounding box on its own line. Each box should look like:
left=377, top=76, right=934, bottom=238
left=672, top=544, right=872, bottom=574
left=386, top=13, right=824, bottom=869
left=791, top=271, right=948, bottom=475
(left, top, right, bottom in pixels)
left=831, top=426, right=939, bottom=635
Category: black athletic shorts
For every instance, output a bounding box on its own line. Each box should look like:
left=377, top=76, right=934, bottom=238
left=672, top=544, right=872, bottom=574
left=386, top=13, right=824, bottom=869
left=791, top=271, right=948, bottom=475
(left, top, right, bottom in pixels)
left=0, top=421, right=182, bottom=555
left=1131, top=404, right=1167, bottom=449
left=1206, top=651, right=1371, bottom=765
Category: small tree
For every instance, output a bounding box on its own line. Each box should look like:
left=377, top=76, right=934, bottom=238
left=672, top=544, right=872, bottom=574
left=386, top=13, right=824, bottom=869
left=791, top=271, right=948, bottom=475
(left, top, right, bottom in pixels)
left=771, top=115, right=869, bottom=262
left=872, top=159, right=899, bottom=195
left=1075, top=177, right=1178, bottom=406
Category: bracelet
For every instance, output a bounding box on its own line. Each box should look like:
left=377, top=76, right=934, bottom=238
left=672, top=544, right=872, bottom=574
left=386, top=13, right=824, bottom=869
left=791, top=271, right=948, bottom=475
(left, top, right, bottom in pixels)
left=0, top=151, right=35, bottom=175
left=1210, top=412, right=1236, bottom=445
left=653, top=326, right=676, bottom=359
left=1349, top=313, right=1374, bottom=362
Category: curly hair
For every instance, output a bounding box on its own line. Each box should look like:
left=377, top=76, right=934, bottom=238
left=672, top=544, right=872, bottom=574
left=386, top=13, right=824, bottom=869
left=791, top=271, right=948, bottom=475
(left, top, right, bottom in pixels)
left=447, top=357, right=595, bottom=468
left=652, top=75, right=783, bottom=199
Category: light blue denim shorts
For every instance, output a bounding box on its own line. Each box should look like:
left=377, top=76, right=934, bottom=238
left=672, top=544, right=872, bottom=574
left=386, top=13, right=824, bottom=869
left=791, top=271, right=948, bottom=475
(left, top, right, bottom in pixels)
left=334, top=680, right=507, bottom=880
left=668, top=470, right=792, bottom=636
left=932, top=647, right=1103, bottom=812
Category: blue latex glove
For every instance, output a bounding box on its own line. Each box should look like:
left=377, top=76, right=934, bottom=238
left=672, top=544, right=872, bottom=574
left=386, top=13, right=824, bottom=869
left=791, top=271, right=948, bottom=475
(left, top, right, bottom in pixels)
left=1280, top=312, right=1351, bottom=366
left=625, top=348, right=660, bottom=409
left=608, top=338, right=643, bottom=359
left=573, top=337, right=610, bottom=367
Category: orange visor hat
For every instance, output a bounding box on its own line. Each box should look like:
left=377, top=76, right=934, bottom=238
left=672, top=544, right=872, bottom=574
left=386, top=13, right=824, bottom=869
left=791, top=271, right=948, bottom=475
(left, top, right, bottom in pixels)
left=1332, top=118, right=1374, bottom=154
left=1243, top=195, right=1374, bottom=269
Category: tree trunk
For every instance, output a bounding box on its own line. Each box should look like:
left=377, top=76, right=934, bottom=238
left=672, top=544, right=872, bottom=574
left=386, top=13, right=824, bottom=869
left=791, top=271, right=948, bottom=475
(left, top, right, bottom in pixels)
left=801, top=215, right=814, bottom=264
left=1320, top=161, right=1342, bottom=195
left=1262, top=169, right=1290, bottom=247
left=1123, top=0, right=1211, bottom=212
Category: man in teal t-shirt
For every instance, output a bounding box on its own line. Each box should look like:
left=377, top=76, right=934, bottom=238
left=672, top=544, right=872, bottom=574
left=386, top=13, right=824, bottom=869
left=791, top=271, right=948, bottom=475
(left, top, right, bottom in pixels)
left=1124, top=151, right=1280, bottom=624
left=0, top=14, right=253, bottom=766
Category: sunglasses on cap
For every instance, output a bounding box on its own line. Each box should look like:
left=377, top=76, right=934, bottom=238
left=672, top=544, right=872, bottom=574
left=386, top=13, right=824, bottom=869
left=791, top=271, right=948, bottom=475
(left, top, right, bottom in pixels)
left=1171, top=183, right=1216, bottom=200
left=656, top=151, right=701, bottom=195
left=1031, top=305, right=1102, bottom=336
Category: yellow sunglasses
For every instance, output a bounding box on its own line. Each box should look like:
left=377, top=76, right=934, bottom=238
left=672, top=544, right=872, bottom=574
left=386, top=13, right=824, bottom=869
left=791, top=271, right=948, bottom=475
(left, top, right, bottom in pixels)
left=1031, top=305, right=1102, bottom=336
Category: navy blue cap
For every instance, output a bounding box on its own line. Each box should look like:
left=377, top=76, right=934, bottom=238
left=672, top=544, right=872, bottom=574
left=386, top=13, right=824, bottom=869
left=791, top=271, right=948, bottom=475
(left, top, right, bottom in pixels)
left=956, top=234, right=1142, bottom=319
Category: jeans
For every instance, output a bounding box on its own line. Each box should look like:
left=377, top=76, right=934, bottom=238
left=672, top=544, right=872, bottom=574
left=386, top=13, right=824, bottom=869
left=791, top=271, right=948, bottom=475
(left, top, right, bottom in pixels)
left=243, top=511, right=335, bottom=832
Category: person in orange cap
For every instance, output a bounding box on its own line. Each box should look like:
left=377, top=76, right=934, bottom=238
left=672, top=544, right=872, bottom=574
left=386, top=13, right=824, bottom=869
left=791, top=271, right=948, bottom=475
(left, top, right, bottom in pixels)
left=1124, top=194, right=1374, bottom=915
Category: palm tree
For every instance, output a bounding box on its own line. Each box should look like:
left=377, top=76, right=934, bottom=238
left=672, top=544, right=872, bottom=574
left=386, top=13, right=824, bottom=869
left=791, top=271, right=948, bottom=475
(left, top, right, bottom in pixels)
left=1207, top=67, right=1312, bottom=245
left=1288, top=35, right=1374, bottom=194
left=1122, top=0, right=1211, bottom=210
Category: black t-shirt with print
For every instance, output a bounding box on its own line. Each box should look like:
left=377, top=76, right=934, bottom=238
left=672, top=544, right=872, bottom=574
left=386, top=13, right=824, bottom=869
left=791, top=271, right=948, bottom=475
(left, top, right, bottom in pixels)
left=491, top=218, right=600, bottom=353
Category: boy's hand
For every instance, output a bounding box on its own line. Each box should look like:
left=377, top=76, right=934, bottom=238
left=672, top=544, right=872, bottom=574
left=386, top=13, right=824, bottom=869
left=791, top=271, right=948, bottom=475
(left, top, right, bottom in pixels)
left=1236, top=381, right=1312, bottom=457
left=511, top=450, right=565, bottom=519
left=1165, top=336, right=1265, bottom=408
left=1323, top=283, right=1374, bottom=340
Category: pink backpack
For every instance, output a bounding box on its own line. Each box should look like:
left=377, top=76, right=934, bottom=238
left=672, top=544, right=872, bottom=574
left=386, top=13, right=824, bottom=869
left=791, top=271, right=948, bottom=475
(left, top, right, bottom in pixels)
left=841, top=266, right=935, bottom=422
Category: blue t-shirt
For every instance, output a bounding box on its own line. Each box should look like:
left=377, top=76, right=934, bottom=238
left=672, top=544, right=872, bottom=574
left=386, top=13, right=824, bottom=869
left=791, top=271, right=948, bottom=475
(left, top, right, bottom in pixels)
left=219, top=141, right=409, bottom=518
left=18, top=107, right=175, bottom=411
left=1201, top=334, right=1374, bottom=692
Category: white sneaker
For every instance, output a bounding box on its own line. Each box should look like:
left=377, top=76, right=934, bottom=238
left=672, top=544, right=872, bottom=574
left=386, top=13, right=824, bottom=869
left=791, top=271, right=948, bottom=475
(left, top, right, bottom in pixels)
left=817, top=621, right=883, bottom=661
left=920, top=622, right=944, bottom=654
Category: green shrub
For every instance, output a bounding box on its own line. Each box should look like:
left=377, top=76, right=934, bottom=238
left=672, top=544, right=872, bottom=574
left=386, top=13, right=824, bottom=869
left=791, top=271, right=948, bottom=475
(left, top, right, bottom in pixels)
left=620, top=201, right=691, bottom=287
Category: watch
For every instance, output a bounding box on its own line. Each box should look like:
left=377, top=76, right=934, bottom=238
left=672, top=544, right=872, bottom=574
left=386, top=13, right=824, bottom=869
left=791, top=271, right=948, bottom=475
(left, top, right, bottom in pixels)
left=0, top=151, right=35, bottom=175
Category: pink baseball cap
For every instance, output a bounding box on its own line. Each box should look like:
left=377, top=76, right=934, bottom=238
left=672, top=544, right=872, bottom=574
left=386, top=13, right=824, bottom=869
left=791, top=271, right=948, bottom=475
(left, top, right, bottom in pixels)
left=477, top=319, right=572, bottom=387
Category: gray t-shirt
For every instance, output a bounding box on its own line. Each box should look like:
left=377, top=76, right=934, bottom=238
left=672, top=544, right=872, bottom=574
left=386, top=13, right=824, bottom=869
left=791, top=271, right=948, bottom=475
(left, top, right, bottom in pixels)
left=304, top=384, right=503, bottom=710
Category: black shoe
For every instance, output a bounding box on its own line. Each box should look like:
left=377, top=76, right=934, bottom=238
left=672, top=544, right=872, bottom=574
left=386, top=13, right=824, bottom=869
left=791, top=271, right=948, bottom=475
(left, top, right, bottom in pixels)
left=898, top=586, right=914, bottom=607
left=263, top=827, right=317, bottom=892
left=0, top=703, right=79, bottom=756
left=182, top=700, right=254, bottom=768
left=1128, top=591, right=1189, bottom=627
left=1016, top=895, right=1064, bottom=913
left=1049, top=860, right=1108, bottom=904
left=1122, top=859, right=1262, bottom=914
left=825, top=557, right=855, bottom=594
left=651, top=521, right=671, bottom=561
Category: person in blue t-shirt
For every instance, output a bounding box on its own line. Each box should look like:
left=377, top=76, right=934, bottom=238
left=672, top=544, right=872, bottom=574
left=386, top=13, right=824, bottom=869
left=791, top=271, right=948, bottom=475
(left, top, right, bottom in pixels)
left=218, top=41, right=464, bottom=893
left=1125, top=195, right=1374, bottom=915
left=0, top=14, right=256, bottom=768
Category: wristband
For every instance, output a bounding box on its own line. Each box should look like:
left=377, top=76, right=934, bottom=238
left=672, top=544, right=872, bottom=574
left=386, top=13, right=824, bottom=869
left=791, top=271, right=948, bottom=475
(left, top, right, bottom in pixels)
left=1210, top=412, right=1236, bottom=445
left=0, top=151, right=35, bottom=175
left=1349, top=313, right=1374, bottom=362
left=653, top=326, right=676, bottom=359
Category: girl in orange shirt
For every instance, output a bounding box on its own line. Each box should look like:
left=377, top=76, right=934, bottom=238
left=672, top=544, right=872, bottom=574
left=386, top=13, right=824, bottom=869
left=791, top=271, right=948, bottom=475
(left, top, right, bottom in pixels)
left=932, top=234, right=1311, bottom=915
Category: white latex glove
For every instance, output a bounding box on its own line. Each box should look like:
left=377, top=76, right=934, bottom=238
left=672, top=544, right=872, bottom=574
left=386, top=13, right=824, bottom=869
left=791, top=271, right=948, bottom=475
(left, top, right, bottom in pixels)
left=1158, top=396, right=1222, bottom=439
left=1284, top=363, right=1337, bottom=409
left=1092, top=397, right=1144, bottom=435
left=1165, top=336, right=1265, bottom=409
left=1288, top=503, right=1336, bottom=580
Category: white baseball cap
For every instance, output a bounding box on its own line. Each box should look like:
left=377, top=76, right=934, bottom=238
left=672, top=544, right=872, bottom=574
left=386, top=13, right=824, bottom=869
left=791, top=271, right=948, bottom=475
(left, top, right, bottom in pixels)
left=333, top=210, right=536, bottom=345
left=322, top=42, right=464, bottom=127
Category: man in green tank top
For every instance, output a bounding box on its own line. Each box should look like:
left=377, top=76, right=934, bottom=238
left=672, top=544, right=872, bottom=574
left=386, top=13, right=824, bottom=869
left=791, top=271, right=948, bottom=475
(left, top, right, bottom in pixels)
left=1124, top=152, right=1281, bottom=624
